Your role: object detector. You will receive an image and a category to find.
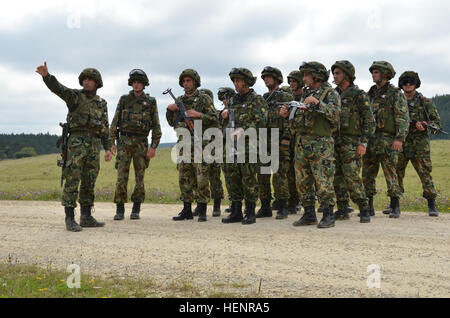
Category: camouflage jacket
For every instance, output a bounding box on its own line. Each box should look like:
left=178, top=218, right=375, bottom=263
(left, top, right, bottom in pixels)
left=43, top=74, right=111, bottom=151
left=368, top=82, right=409, bottom=141
left=291, top=82, right=341, bottom=137
left=166, top=89, right=219, bottom=144
left=406, top=92, right=441, bottom=136
left=109, top=91, right=162, bottom=149
left=335, top=84, right=375, bottom=145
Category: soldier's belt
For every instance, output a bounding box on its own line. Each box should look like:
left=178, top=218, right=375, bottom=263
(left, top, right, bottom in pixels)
left=120, top=131, right=147, bottom=138
left=69, top=129, right=100, bottom=138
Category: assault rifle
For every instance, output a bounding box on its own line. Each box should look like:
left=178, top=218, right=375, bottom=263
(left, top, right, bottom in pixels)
left=56, top=122, right=69, bottom=187
left=277, top=101, right=324, bottom=120
left=410, top=120, right=448, bottom=135
left=163, top=88, right=194, bottom=132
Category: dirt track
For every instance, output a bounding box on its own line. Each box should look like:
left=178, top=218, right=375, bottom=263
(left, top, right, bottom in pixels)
left=0, top=200, right=449, bottom=297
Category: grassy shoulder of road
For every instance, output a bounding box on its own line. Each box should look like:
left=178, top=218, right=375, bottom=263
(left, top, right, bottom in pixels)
left=0, top=140, right=449, bottom=212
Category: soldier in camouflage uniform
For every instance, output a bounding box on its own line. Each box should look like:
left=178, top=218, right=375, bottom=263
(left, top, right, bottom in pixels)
left=221, top=68, right=267, bottom=225
left=396, top=71, right=441, bottom=216
left=166, top=69, right=219, bottom=222
left=110, top=69, right=162, bottom=221
left=331, top=61, right=375, bottom=223
left=256, top=66, right=293, bottom=220
left=280, top=62, right=341, bottom=228
left=286, top=70, right=304, bottom=214
left=197, top=88, right=224, bottom=217
left=362, top=61, right=409, bottom=218
left=36, top=62, right=112, bottom=232
left=217, top=87, right=237, bottom=213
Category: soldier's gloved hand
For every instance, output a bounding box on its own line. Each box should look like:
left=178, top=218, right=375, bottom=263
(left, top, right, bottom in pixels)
left=35, top=61, right=48, bottom=77
left=147, top=147, right=156, bottom=159
left=111, top=145, right=117, bottom=156
left=186, top=109, right=202, bottom=119
left=105, top=150, right=113, bottom=162
left=304, top=96, right=319, bottom=106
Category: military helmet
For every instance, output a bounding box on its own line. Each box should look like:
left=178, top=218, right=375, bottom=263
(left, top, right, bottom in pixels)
left=217, top=87, right=235, bottom=101
left=331, top=60, right=356, bottom=83
left=261, top=66, right=283, bottom=84
left=128, top=69, right=149, bottom=86
left=78, top=68, right=103, bottom=88
left=369, top=61, right=396, bottom=80
left=229, top=67, right=257, bottom=86
left=280, top=85, right=292, bottom=93
left=179, top=69, right=201, bottom=88
left=287, top=70, right=304, bottom=86
left=299, top=61, right=330, bottom=82
left=199, top=88, right=214, bottom=101
left=398, top=71, right=421, bottom=89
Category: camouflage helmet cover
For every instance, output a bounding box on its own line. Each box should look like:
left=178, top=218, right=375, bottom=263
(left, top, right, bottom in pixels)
left=261, top=66, right=283, bottom=84
left=179, top=69, right=201, bottom=88
left=331, top=60, right=356, bottom=82
left=217, top=87, right=235, bottom=101
left=78, top=68, right=103, bottom=88
left=369, top=61, right=396, bottom=80
left=199, top=88, right=214, bottom=101
left=398, top=70, right=421, bottom=89
left=287, top=70, right=304, bottom=86
left=299, top=61, right=330, bottom=82
left=128, top=69, right=149, bottom=86
left=229, top=67, right=257, bottom=86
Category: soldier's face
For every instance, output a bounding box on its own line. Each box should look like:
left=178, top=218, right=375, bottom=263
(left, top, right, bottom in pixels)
left=233, top=78, right=248, bottom=94
left=289, top=79, right=299, bottom=91
left=182, top=77, right=196, bottom=94
left=402, top=83, right=416, bottom=93
left=263, top=76, right=276, bottom=90
left=132, top=81, right=144, bottom=92
left=371, top=69, right=382, bottom=83
left=332, top=68, right=345, bottom=85
left=221, top=99, right=228, bottom=106
left=302, top=73, right=314, bottom=88
left=82, top=78, right=97, bottom=92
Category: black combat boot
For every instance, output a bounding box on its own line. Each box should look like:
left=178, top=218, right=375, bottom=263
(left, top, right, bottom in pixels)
left=255, top=199, right=272, bottom=218
left=389, top=197, right=401, bottom=218
left=368, top=196, right=375, bottom=216
left=222, top=201, right=243, bottom=223
left=130, top=202, right=141, bottom=220
left=271, top=199, right=281, bottom=211
left=114, top=203, right=125, bottom=221
left=197, top=202, right=207, bottom=222
left=383, top=198, right=393, bottom=215
left=80, top=205, right=105, bottom=228
left=212, top=199, right=221, bottom=217
left=276, top=199, right=289, bottom=219
left=318, top=206, right=335, bottom=229
left=173, top=202, right=194, bottom=221
left=225, top=206, right=232, bottom=213
left=192, top=205, right=199, bottom=216
left=317, top=204, right=324, bottom=213
left=292, top=206, right=318, bottom=226
left=346, top=205, right=354, bottom=214
left=359, top=202, right=371, bottom=223
left=242, top=202, right=256, bottom=225
left=287, top=199, right=298, bottom=214
left=65, top=207, right=82, bottom=232
left=334, top=204, right=350, bottom=221
left=428, top=198, right=439, bottom=217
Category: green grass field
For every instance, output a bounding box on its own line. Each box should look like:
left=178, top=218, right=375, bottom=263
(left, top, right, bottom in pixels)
left=0, top=140, right=449, bottom=212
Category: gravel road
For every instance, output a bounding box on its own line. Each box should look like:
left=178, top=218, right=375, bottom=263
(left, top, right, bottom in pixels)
left=0, top=200, right=449, bottom=297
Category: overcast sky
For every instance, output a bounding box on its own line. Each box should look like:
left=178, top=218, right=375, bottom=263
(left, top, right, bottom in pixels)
left=1, top=0, right=450, bottom=143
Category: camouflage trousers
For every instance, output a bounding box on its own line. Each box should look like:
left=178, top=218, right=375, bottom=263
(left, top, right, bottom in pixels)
left=222, top=163, right=233, bottom=200
left=362, top=133, right=401, bottom=198
left=396, top=134, right=437, bottom=199
left=208, top=163, right=224, bottom=200
left=295, top=135, right=335, bottom=208
left=334, top=135, right=368, bottom=210
left=257, top=158, right=290, bottom=201
left=178, top=162, right=210, bottom=204
left=62, top=132, right=100, bottom=207
left=227, top=162, right=259, bottom=203
left=288, top=141, right=299, bottom=206
left=114, top=135, right=149, bottom=204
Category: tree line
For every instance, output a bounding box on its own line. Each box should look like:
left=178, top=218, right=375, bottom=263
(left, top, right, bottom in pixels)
left=0, top=94, right=449, bottom=159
